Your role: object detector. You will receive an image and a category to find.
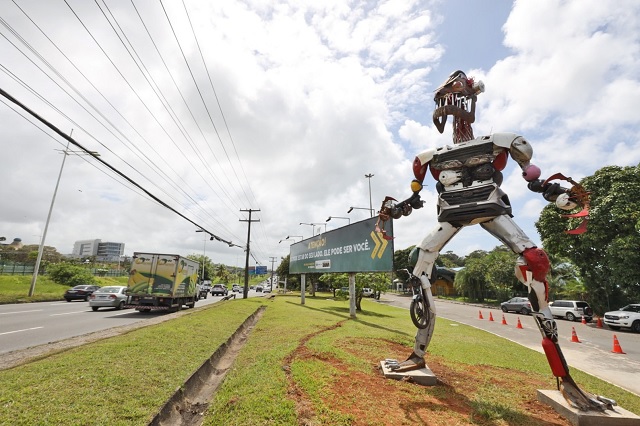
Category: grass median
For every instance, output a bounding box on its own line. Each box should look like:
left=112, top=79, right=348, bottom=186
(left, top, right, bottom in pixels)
left=1, top=293, right=638, bottom=425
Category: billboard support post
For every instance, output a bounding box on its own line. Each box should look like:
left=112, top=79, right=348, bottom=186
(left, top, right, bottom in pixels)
left=300, top=274, right=306, bottom=305
left=349, top=272, right=356, bottom=318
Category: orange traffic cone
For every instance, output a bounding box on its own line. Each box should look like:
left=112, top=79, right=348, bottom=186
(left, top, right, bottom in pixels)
left=581, top=315, right=586, bottom=324
left=501, top=315, right=508, bottom=325
left=489, top=312, right=494, bottom=321
left=596, top=317, right=603, bottom=328
left=570, top=327, right=581, bottom=343
left=478, top=310, right=484, bottom=320
left=516, top=317, right=523, bottom=329
left=612, top=335, right=626, bottom=354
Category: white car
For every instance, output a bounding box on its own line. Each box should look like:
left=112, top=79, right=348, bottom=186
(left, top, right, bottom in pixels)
left=603, top=304, right=640, bottom=333
left=362, top=288, right=374, bottom=298
left=548, top=300, right=593, bottom=322
left=89, top=286, right=129, bottom=311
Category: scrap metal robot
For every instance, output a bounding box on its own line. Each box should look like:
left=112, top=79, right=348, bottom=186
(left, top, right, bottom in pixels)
left=378, top=70, right=614, bottom=411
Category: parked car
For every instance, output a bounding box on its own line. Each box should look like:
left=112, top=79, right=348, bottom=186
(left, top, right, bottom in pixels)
left=603, top=304, right=640, bottom=333
left=500, top=297, right=532, bottom=315
left=211, top=284, right=228, bottom=296
left=362, top=288, right=374, bottom=298
left=89, top=286, right=129, bottom=311
left=232, top=284, right=242, bottom=293
left=548, top=300, right=593, bottom=322
left=64, top=285, right=101, bottom=302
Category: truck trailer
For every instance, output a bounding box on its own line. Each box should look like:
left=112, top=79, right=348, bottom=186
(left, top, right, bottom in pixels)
left=126, top=252, right=199, bottom=312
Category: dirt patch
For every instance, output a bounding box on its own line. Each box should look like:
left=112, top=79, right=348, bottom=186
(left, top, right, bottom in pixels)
left=283, top=334, right=572, bottom=426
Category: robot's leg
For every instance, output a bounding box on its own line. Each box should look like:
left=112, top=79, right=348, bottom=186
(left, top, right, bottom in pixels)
left=483, top=216, right=614, bottom=411
left=390, top=223, right=460, bottom=372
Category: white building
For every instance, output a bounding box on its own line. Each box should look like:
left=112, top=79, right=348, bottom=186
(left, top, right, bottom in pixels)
left=72, top=239, right=124, bottom=262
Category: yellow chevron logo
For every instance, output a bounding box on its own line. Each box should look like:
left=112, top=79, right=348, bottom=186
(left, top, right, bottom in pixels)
left=370, top=231, right=388, bottom=259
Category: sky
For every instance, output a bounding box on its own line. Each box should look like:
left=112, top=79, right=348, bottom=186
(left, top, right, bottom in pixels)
left=1, top=0, right=639, bottom=271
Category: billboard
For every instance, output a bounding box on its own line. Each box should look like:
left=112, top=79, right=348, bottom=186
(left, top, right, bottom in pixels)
left=289, top=217, right=393, bottom=274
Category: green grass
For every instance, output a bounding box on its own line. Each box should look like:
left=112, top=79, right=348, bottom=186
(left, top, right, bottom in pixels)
left=0, top=293, right=638, bottom=425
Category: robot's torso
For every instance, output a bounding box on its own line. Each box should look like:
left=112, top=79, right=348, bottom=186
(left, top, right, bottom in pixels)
left=418, top=132, right=533, bottom=226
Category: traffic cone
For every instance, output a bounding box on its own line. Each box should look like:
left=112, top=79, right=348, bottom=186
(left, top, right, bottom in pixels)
left=489, top=312, right=494, bottom=321
left=581, top=315, right=586, bottom=324
left=516, top=317, right=523, bottom=329
left=596, top=317, right=603, bottom=328
left=570, top=327, right=581, bottom=343
left=501, top=314, right=508, bottom=325
left=478, top=310, right=484, bottom=320
left=612, top=335, right=626, bottom=354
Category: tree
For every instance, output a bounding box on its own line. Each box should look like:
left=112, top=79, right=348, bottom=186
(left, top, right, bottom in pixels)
left=186, top=254, right=214, bottom=281
left=536, top=165, right=640, bottom=312
left=47, top=262, right=96, bottom=286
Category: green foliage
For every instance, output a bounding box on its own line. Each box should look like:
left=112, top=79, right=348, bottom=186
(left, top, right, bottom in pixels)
left=536, top=165, right=640, bottom=312
left=46, top=262, right=96, bottom=286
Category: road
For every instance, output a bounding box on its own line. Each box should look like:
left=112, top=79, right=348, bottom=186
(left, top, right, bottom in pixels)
left=0, top=291, right=255, bottom=355
left=378, top=294, right=640, bottom=396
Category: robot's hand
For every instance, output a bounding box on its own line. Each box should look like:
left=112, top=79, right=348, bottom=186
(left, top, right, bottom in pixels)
left=541, top=173, right=591, bottom=234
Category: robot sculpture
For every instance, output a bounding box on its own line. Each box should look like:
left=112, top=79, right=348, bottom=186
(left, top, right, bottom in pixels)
left=377, top=70, right=614, bottom=411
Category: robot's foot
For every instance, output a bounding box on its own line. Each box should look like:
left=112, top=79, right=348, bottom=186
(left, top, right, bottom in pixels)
left=560, top=375, right=616, bottom=412
left=387, top=352, right=425, bottom=372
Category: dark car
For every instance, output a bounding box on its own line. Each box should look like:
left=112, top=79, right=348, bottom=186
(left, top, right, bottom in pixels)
left=500, top=297, right=532, bottom=315
left=64, top=285, right=101, bottom=302
left=211, top=284, right=228, bottom=296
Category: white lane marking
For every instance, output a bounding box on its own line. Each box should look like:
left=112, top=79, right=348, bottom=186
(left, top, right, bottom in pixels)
left=0, top=327, right=44, bottom=336
left=0, top=310, right=43, bottom=315
left=50, top=311, right=87, bottom=316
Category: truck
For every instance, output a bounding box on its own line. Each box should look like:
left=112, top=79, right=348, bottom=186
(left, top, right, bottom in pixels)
left=126, top=252, right=199, bottom=312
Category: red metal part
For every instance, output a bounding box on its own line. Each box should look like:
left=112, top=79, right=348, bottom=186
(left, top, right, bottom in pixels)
left=542, top=337, right=568, bottom=377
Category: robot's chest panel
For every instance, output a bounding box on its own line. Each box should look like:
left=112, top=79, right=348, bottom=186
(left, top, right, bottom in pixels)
left=431, top=139, right=498, bottom=171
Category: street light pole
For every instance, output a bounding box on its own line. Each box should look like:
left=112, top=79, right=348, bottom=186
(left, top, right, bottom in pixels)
left=365, top=173, right=374, bottom=218
left=195, top=229, right=206, bottom=282
left=29, top=140, right=99, bottom=296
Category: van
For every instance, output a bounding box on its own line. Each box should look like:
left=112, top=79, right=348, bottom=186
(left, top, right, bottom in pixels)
left=549, top=300, right=593, bottom=322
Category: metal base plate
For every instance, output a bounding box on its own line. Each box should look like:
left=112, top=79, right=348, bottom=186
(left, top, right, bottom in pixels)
left=379, top=361, right=437, bottom=386
left=537, top=390, right=640, bottom=426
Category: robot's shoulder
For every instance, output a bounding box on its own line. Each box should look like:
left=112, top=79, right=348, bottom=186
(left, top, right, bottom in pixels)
left=478, top=132, right=523, bottom=148
left=414, top=148, right=437, bottom=165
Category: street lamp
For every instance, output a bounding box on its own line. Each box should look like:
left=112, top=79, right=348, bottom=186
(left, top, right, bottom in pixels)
left=347, top=206, right=374, bottom=217
left=326, top=216, right=350, bottom=224
left=299, top=222, right=326, bottom=236
left=29, top=141, right=99, bottom=297
left=365, top=173, right=374, bottom=218
left=279, top=235, right=302, bottom=244
left=195, top=229, right=207, bottom=282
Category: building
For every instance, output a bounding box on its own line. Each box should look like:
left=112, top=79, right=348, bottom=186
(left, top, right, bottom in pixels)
left=72, top=239, right=124, bottom=262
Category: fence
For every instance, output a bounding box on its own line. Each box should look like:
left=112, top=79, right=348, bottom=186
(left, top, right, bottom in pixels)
left=0, top=262, right=128, bottom=277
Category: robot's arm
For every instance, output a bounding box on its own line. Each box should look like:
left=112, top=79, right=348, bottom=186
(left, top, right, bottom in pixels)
left=494, top=133, right=578, bottom=211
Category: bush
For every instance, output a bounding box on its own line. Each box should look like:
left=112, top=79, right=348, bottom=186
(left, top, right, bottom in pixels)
left=47, top=263, right=96, bottom=286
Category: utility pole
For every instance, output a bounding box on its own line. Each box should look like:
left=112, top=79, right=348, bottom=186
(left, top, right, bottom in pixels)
left=240, top=209, right=260, bottom=299
left=269, top=256, right=278, bottom=290
left=365, top=173, right=374, bottom=218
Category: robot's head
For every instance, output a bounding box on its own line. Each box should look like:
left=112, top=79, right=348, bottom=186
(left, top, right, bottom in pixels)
left=432, top=70, right=484, bottom=138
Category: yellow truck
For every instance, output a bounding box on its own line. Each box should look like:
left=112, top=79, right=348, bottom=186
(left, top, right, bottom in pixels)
left=126, top=252, right=199, bottom=312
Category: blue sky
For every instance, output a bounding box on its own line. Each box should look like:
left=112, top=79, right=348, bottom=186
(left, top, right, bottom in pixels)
left=1, top=0, right=639, bottom=268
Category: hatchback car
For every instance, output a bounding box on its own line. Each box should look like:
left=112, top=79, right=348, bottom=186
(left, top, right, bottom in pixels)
left=232, top=284, right=242, bottom=293
left=603, top=304, right=640, bottom=333
left=500, top=297, right=532, bottom=315
left=64, top=285, right=101, bottom=302
left=549, top=300, right=593, bottom=322
left=210, top=284, right=228, bottom=296
left=89, top=286, right=129, bottom=311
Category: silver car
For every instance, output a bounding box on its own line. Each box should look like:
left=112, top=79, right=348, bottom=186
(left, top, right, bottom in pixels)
left=500, top=297, right=532, bottom=315
left=89, top=286, right=129, bottom=311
